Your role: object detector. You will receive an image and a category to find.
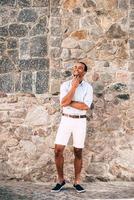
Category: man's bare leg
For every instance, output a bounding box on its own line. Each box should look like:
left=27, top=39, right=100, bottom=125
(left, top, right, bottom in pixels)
left=55, top=144, right=65, bottom=183
left=73, top=147, right=83, bottom=184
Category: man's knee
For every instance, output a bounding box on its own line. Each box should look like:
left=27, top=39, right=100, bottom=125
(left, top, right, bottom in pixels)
left=55, top=145, right=64, bottom=158
left=74, top=147, right=82, bottom=159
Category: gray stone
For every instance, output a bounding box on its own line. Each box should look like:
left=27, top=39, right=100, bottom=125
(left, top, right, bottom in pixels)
left=19, top=58, right=49, bottom=71
left=15, top=73, right=21, bottom=92
left=129, top=83, right=134, bottom=93
left=129, top=10, right=134, bottom=20
left=62, top=37, right=78, bottom=49
left=129, top=40, right=134, bottom=49
left=130, top=72, right=134, bottom=82
left=51, top=69, right=60, bottom=79
left=30, top=24, right=48, bottom=36
left=0, top=38, right=6, bottom=43
left=0, top=26, right=8, bottom=37
left=50, top=0, right=60, bottom=7
left=130, top=0, right=134, bottom=4
left=35, top=71, right=49, bottom=94
left=20, top=38, right=29, bottom=59
left=0, top=73, right=14, bottom=92
left=96, top=9, right=108, bottom=16
left=100, top=73, right=112, bottom=83
left=61, top=48, right=70, bottom=61
left=50, top=7, right=60, bottom=16
left=104, top=62, right=110, bottom=67
left=18, top=9, right=38, bottom=23
left=35, top=7, right=49, bottom=17
left=20, top=140, right=36, bottom=156
left=83, top=0, right=96, bottom=8
left=99, top=42, right=115, bottom=53
left=0, top=57, right=14, bottom=73
left=129, top=21, right=134, bottom=29
left=30, top=36, right=47, bottom=57
left=72, top=7, right=81, bottom=15
left=79, top=40, right=94, bottom=52
left=50, top=48, right=61, bottom=59
left=62, top=70, right=72, bottom=78
left=112, top=83, right=127, bottom=92
left=128, top=62, right=134, bottom=72
left=15, top=125, right=33, bottom=140
left=9, top=24, right=28, bottom=37
left=80, top=16, right=95, bottom=29
left=71, top=49, right=85, bottom=59
left=130, top=0, right=134, bottom=7
left=116, top=94, right=130, bottom=100
left=50, top=79, right=60, bottom=95
left=30, top=15, right=48, bottom=36
left=93, top=82, right=104, bottom=96
left=50, top=37, right=61, bottom=48
left=38, top=15, right=48, bottom=26
left=129, top=29, right=134, bottom=37
left=21, top=72, right=32, bottom=92
left=91, top=27, right=103, bottom=37
left=106, top=24, right=126, bottom=38
left=51, top=27, right=61, bottom=37
left=63, top=61, right=75, bottom=69
left=50, top=17, right=61, bottom=27
left=106, top=116, right=122, bottom=130
left=86, top=162, right=109, bottom=176
left=0, top=0, right=16, bottom=6
left=7, top=49, right=18, bottom=64
left=0, top=9, right=18, bottom=25
left=7, top=38, right=17, bottom=49
left=18, top=0, right=31, bottom=7
left=32, top=0, right=49, bottom=7
left=118, top=0, right=128, bottom=9
left=0, top=43, right=6, bottom=56
left=24, top=105, right=48, bottom=127
left=130, top=51, right=134, bottom=60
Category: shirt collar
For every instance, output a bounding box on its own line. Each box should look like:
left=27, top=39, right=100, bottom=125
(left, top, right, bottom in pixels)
left=80, top=80, right=84, bottom=85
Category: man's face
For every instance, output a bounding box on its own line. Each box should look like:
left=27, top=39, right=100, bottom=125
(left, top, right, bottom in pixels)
left=72, top=63, right=86, bottom=79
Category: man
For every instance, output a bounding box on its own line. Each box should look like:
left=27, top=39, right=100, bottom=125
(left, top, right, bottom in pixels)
left=51, top=62, right=93, bottom=193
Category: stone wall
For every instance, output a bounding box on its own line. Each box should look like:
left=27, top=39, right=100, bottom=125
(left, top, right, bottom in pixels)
left=0, top=0, right=134, bottom=182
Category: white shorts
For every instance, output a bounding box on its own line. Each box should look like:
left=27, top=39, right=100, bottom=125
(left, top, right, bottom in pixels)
left=55, top=116, right=87, bottom=148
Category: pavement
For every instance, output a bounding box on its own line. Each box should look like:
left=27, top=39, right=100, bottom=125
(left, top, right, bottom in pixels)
left=0, top=180, right=134, bottom=200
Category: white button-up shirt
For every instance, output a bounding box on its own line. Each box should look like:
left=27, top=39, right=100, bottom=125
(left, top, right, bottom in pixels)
left=60, top=80, right=93, bottom=115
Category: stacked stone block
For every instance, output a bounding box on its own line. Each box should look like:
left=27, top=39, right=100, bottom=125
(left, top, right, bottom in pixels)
left=0, top=0, right=49, bottom=94
left=128, top=0, right=134, bottom=92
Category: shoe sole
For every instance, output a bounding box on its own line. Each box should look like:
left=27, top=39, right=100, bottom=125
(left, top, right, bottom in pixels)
left=51, top=185, right=65, bottom=193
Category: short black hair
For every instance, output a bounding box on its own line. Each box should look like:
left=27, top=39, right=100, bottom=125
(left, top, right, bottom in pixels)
left=79, top=62, right=88, bottom=72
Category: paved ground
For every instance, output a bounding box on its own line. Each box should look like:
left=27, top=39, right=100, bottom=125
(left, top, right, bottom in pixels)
left=0, top=181, right=134, bottom=200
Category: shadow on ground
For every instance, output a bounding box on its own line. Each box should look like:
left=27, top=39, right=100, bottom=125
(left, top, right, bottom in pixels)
left=0, top=187, right=29, bottom=200
left=0, top=181, right=134, bottom=199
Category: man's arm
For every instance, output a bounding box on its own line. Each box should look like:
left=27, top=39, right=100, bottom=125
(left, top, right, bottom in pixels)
left=68, top=84, right=93, bottom=110
left=60, top=77, right=80, bottom=107
left=60, top=87, right=76, bottom=107
left=69, top=101, right=89, bottom=110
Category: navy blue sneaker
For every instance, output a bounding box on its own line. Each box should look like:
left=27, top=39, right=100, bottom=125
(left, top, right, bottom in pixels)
left=51, top=180, right=66, bottom=192
left=73, top=184, right=85, bottom=193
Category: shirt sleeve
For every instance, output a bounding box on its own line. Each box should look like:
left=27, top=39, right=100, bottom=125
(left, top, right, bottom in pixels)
left=83, top=84, right=93, bottom=108
left=60, top=82, right=68, bottom=103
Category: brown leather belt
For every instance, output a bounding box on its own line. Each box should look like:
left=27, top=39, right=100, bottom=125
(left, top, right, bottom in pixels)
left=62, top=113, right=86, bottom=118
